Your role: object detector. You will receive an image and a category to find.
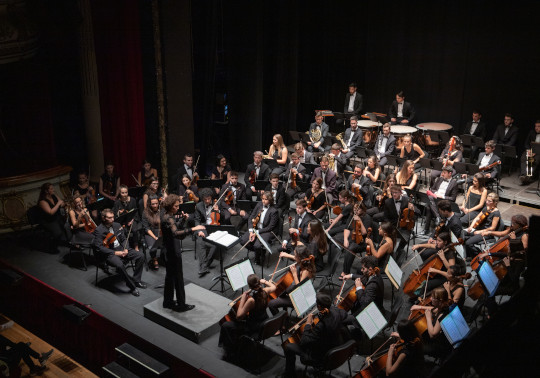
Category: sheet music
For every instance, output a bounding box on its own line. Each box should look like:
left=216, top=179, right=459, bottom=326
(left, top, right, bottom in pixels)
left=207, top=230, right=239, bottom=248
left=255, top=231, right=273, bottom=254
left=225, top=260, right=255, bottom=291
left=478, top=262, right=499, bottom=297
left=238, top=259, right=254, bottom=281
left=441, top=306, right=470, bottom=348
left=356, top=302, right=387, bottom=339
left=384, top=256, right=403, bottom=290
left=450, top=232, right=465, bottom=259
left=290, top=280, right=317, bottom=316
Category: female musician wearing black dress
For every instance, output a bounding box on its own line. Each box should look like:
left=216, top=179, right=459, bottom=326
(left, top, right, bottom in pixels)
left=364, top=221, right=396, bottom=270
left=160, top=194, right=206, bottom=312
left=386, top=320, right=426, bottom=377
left=399, top=135, right=424, bottom=168
left=430, top=137, right=463, bottom=185
left=142, top=196, right=162, bottom=270
left=177, top=174, right=199, bottom=203
left=304, top=177, right=326, bottom=219
left=211, top=154, right=232, bottom=181
left=267, top=134, right=289, bottom=175
left=137, top=158, right=158, bottom=187
left=364, top=155, right=382, bottom=184
left=68, top=195, right=95, bottom=244
left=396, top=159, right=418, bottom=191
left=306, top=219, right=328, bottom=272
left=99, top=161, right=120, bottom=207
left=459, top=173, right=487, bottom=226
left=37, top=183, right=67, bottom=244
left=143, top=177, right=168, bottom=209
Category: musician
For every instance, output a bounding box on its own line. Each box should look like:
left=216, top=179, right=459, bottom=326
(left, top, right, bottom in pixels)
left=113, top=185, right=138, bottom=220
left=264, top=173, right=288, bottom=218
left=143, top=177, right=168, bottom=209
left=373, top=123, right=396, bottom=167
left=176, top=153, right=199, bottom=184
left=294, top=142, right=316, bottom=166
left=396, top=160, right=418, bottom=191
left=399, top=135, right=424, bottom=169
left=218, top=171, right=248, bottom=226
left=472, top=140, right=500, bottom=181
left=193, top=188, right=221, bottom=276
left=160, top=194, right=205, bottom=311
left=239, top=191, right=279, bottom=265
left=442, top=262, right=469, bottom=309
left=383, top=185, right=415, bottom=227
left=142, top=195, right=162, bottom=270
left=281, top=199, right=314, bottom=250
left=283, top=292, right=348, bottom=377
left=340, top=255, right=384, bottom=315
left=368, top=174, right=397, bottom=222
left=137, top=158, right=158, bottom=187
left=326, top=190, right=354, bottom=237
left=93, top=209, right=145, bottom=296
left=462, top=110, right=487, bottom=139
left=385, top=320, right=426, bottom=378
left=307, top=112, right=329, bottom=152
left=423, top=200, right=463, bottom=255
left=389, top=91, right=416, bottom=125
left=73, top=171, right=96, bottom=206
left=99, top=161, right=120, bottom=207
left=365, top=222, right=396, bottom=270
left=37, top=183, right=67, bottom=244
left=310, top=155, right=337, bottom=203
left=68, top=195, right=95, bottom=244
left=177, top=174, right=199, bottom=203
left=210, top=154, right=232, bottom=181
left=339, top=203, right=368, bottom=275
left=423, top=168, right=459, bottom=235
left=267, top=134, right=289, bottom=175
left=430, top=136, right=463, bottom=185
left=459, top=173, right=487, bottom=226
left=281, top=153, right=307, bottom=199
left=305, top=219, right=329, bottom=272
left=364, top=155, right=382, bottom=184
left=219, top=274, right=276, bottom=362
left=304, top=177, right=326, bottom=219
left=518, top=120, right=540, bottom=185
left=343, top=82, right=363, bottom=116
left=341, top=116, right=364, bottom=158
left=492, top=113, right=519, bottom=147
left=268, top=245, right=316, bottom=315
left=346, top=164, right=372, bottom=207
left=245, top=151, right=271, bottom=198
left=463, top=192, right=501, bottom=258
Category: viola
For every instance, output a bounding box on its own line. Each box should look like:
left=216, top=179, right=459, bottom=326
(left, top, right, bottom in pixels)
left=352, top=185, right=363, bottom=203
left=103, top=226, right=124, bottom=248
left=249, top=170, right=256, bottom=185
left=470, top=225, right=527, bottom=271
left=467, top=260, right=508, bottom=300
left=479, top=160, right=501, bottom=172
left=188, top=191, right=195, bottom=202
left=88, top=188, right=97, bottom=204
left=351, top=219, right=364, bottom=244
left=210, top=200, right=221, bottom=225
left=252, top=210, right=262, bottom=229
left=470, top=208, right=493, bottom=230
left=433, top=220, right=445, bottom=239
left=378, top=191, right=388, bottom=210
left=103, top=179, right=114, bottom=196
left=307, top=195, right=315, bottom=210
left=80, top=210, right=97, bottom=233
left=224, top=189, right=234, bottom=205
left=290, top=171, right=297, bottom=190
left=399, top=195, right=415, bottom=230
left=325, top=203, right=342, bottom=215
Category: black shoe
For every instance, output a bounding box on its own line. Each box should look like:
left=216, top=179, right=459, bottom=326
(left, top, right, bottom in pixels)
left=130, top=289, right=140, bottom=297
left=135, top=282, right=147, bottom=289
left=519, top=175, right=527, bottom=183
left=30, top=365, right=46, bottom=376
left=39, top=349, right=54, bottom=364
left=176, top=304, right=195, bottom=312
left=198, top=269, right=210, bottom=277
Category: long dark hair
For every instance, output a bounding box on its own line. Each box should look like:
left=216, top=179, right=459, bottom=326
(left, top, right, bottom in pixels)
left=380, top=221, right=397, bottom=249
left=308, top=219, right=327, bottom=256
left=247, top=274, right=267, bottom=310
left=38, top=183, right=53, bottom=201
left=295, top=245, right=316, bottom=276
left=143, top=195, right=161, bottom=228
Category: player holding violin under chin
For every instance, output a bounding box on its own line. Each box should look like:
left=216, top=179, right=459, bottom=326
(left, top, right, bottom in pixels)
left=218, top=171, right=248, bottom=227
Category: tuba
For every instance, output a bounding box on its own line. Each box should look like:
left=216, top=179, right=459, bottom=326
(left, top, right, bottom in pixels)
left=526, top=149, right=534, bottom=176
left=307, top=126, right=322, bottom=144
left=336, top=132, right=347, bottom=150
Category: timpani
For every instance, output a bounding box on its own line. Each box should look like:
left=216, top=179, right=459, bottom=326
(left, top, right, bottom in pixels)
left=415, top=122, right=453, bottom=147
left=357, top=120, right=379, bottom=146
left=390, top=125, right=417, bottom=150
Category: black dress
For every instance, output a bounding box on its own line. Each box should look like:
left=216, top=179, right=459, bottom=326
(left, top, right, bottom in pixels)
left=305, top=189, right=326, bottom=219
left=39, top=195, right=67, bottom=241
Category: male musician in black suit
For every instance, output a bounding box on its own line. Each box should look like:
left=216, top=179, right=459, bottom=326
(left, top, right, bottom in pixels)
left=492, top=113, right=519, bottom=147
left=93, top=209, right=145, bottom=296
left=341, top=115, right=364, bottom=158
left=281, top=199, right=315, bottom=250
left=346, top=164, right=372, bottom=205
left=193, top=188, right=220, bottom=276
left=112, top=185, right=140, bottom=250
left=176, top=153, right=199, bottom=189
left=265, top=173, right=288, bottom=218
left=343, top=82, right=363, bottom=116
left=307, top=112, right=329, bottom=152
left=340, top=256, right=384, bottom=314
left=373, top=123, right=396, bottom=167
left=388, top=91, right=415, bottom=125
left=218, top=171, right=248, bottom=226
left=423, top=167, right=459, bottom=235
left=329, top=143, right=347, bottom=188
left=463, top=110, right=487, bottom=139
left=239, top=191, right=279, bottom=265
left=294, top=142, right=316, bottom=166
left=281, top=153, right=307, bottom=199
left=311, top=155, right=338, bottom=203
left=245, top=151, right=271, bottom=198
left=518, top=120, right=540, bottom=185
left=464, top=140, right=501, bottom=184
left=383, top=185, right=415, bottom=227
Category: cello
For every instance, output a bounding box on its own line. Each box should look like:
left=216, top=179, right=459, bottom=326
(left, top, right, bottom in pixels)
left=470, top=225, right=528, bottom=271
left=282, top=308, right=329, bottom=349
left=467, top=260, right=509, bottom=300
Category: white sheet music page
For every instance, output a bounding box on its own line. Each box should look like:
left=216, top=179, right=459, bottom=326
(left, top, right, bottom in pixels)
left=385, top=256, right=403, bottom=289
left=238, top=259, right=254, bottom=282
left=441, top=306, right=470, bottom=348
left=356, top=302, right=387, bottom=339
left=290, top=280, right=317, bottom=316
left=451, top=232, right=465, bottom=259
left=207, top=230, right=239, bottom=248
left=225, top=265, right=245, bottom=292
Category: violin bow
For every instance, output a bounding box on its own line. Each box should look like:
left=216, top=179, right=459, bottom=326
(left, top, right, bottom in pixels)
left=131, top=174, right=141, bottom=187
left=422, top=274, right=430, bottom=300
left=284, top=162, right=292, bottom=191
left=324, top=189, right=331, bottom=220
left=334, top=279, right=347, bottom=306
left=268, top=262, right=296, bottom=277
left=230, top=239, right=252, bottom=261
left=122, top=221, right=135, bottom=251
left=269, top=256, right=282, bottom=283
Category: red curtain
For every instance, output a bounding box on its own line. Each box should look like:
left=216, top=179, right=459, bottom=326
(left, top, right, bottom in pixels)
left=91, top=0, right=146, bottom=185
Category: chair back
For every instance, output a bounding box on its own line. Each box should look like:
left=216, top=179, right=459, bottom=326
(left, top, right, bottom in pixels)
left=322, top=339, right=357, bottom=371
left=258, top=310, right=287, bottom=341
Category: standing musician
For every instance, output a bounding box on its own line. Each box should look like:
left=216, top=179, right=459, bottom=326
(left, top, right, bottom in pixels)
left=465, top=140, right=500, bottom=184
left=306, top=112, right=329, bottom=152
left=268, top=245, right=316, bottom=315
left=343, top=82, right=363, bottom=117
left=311, top=156, right=338, bottom=203
left=113, top=185, right=140, bottom=251
left=346, top=164, right=372, bottom=206
left=160, top=194, right=205, bottom=312
left=395, top=160, right=418, bottom=191
left=267, top=134, right=289, bottom=175
left=37, top=183, right=67, bottom=244
left=463, top=192, right=501, bottom=258
left=459, top=173, right=487, bottom=226
left=430, top=136, right=463, bottom=185
left=210, top=154, right=232, bottom=182
left=385, top=320, right=426, bottom=378
left=143, top=177, right=168, bottom=209
left=281, top=152, right=307, bottom=200
left=68, top=195, right=95, bottom=243
left=219, top=274, right=276, bottom=362
left=294, top=142, right=316, bottom=166
left=137, top=158, right=158, bottom=187
left=373, top=123, right=396, bottom=167
left=399, top=137, right=424, bottom=169
left=367, top=174, right=396, bottom=222
left=218, top=171, right=248, bottom=226
left=193, top=188, right=221, bottom=276
left=421, top=200, right=463, bottom=259
left=239, top=191, right=279, bottom=265
left=92, top=209, right=145, bottom=296
left=245, top=151, right=271, bottom=198
left=99, top=161, right=121, bottom=208
left=281, top=199, right=314, bottom=251
left=142, top=195, right=162, bottom=271
left=176, top=153, right=199, bottom=186
left=389, top=91, right=416, bottom=125
left=341, top=116, right=364, bottom=158
left=364, top=155, right=382, bottom=184
left=339, top=202, right=368, bottom=275
left=305, top=219, right=329, bottom=272
left=492, top=113, right=519, bottom=147
left=518, top=120, right=540, bottom=185
left=304, top=177, right=326, bottom=219
left=364, top=222, right=396, bottom=270
left=282, top=292, right=348, bottom=377
left=264, top=173, right=288, bottom=219
left=325, top=190, right=354, bottom=237
left=423, top=167, right=459, bottom=235
left=177, top=174, right=199, bottom=203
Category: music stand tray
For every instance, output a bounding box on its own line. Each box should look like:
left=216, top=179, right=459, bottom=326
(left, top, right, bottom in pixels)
left=87, top=197, right=107, bottom=212
left=254, top=180, right=268, bottom=191
left=431, top=160, right=444, bottom=171
left=128, top=186, right=147, bottom=198
left=178, top=202, right=196, bottom=214
left=236, top=200, right=256, bottom=213
left=198, top=179, right=225, bottom=189
left=263, top=158, right=280, bottom=169
left=302, top=163, right=319, bottom=175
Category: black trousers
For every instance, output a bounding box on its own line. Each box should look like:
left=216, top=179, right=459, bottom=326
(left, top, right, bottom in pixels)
left=284, top=342, right=310, bottom=376
left=195, top=230, right=216, bottom=273
left=106, top=247, right=144, bottom=290
left=0, top=335, right=40, bottom=370
left=163, top=244, right=186, bottom=307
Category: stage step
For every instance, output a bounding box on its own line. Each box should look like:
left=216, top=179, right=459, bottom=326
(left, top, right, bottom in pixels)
left=102, top=361, right=140, bottom=378
left=115, top=343, right=169, bottom=376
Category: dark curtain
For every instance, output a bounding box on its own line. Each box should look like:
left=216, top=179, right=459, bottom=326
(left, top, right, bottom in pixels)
left=91, top=0, right=147, bottom=185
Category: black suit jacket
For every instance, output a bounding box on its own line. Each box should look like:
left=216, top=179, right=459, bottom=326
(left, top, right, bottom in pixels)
left=291, top=211, right=315, bottom=244
left=248, top=203, right=279, bottom=234
left=445, top=213, right=464, bottom=239
left=476, top=153, right=501, bottom=178
left=350, top=273, right=384, bottom=314
left=344, top=92, right=363, bottom=115
left=383, top=196, right=411, bottom=225
left=193, top=201, right=226, bottom=226
left=218, top=182, right=247, bottom=210
left=264, top=183, right=287, bottom=211
left=300, top=306, right=349, bottom=360
left=244, top=163, right=271, bottom=187
left=389, top=101, right=415, bottom=122
left=93, top=222, right=127, bottom=256
left=281, top=162, right=307, bottom=183
left=300, top=151, right=316, bottom=165
left=463, top=120, right=487, bottom=139
left=431, top=177, right=458, bottom=202
left=524, top=129, right=540, bottom=149
left=343, top=127, right=363, bottom=150
left=492, top=124, right=519, bottom=146
left=374, top=133, right=396, bottom=159
left=311, top=167, right=337, bottom=197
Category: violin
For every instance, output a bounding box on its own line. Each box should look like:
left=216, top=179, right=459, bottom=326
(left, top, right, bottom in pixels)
left=249, top=170, right=256, bottom=185
left=307, top=195, right=315, bottom=210
left=433, top=219, right=445, bottom=239
left=470, top=225, right=527, bottom=271
left=210, top=200, right=221, bottom=225
left=103, top=226, right=124, bottom=248
left=357, top=336, right=405, bottom=378
left=103, top=179, right=114, bottom=196
left=290, top=171, right=297, bottom=190
left=443, top=137, right=456, bottom=168
left=467, top=260, right=508, bottom=300
left=88, top=187, right=97, bottom=204
left=399, top=195, right=415, bottom=230
left=351, top=219, right=364, bottom=244
left=252, top=210, right=262, bottom=229
left=224, top=189, right=234, bottom=205
left=282, top=308, right=329, bottom=349
left=352, top=185, right=363, bottom=203
left=479, top=160, right=501, bottom=172
left=325, top=203, right=342, bottom=215
left=378, top=191, right=388, bottom=210
left=403, top=239, right=464, bottom=297
left=470, top=208, right=493, bottom=230
left=80, top=210, right=97, bottom=233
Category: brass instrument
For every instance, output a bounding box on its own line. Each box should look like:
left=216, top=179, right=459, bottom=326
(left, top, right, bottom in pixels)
left=526, top=148, right=534, bottom=177
left=336, top=132, right=347, bottom=150
left=327, top=153, right=336, bottom=172
left=306, top=126, right=322, bottom=144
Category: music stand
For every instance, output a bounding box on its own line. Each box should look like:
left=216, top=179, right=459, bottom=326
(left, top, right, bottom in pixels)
left=224, top=257, right=255, bottom=293
left=302, top=163, right=319, bottom=176
left=263, top=158, right=280, bottom=170
left=115, top=208, right=137, bottom=224
left=254, top=180, right=268, bottom=192
left=205, top=225, right=241, bottom=293
left=354, top=146, right=369, bottom=159
left=128, top=186, right=147, bottom=199
left=87, top=197, right=107, bottom=213
left=494, top=144, right=517, bottom=177
left=419, top=158, right=432, bottom=187
left=178, top=202, right=196, bottom=214
left=236, top=200, right=255, bottom=214
left=197, top=179, right=225, bottom=189
left=289, top=130, right=304, bottom=143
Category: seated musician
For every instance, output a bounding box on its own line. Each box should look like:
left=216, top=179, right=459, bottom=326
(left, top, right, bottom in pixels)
left=518, top=120, right=540, bottom=185
left=138, top=158, right=158, bottom=187
left=343, top=82, right=363, bottom=118
left=304, top=178, right=326, bottom=219
left=459, top=173, right=487, bottom=226
left=385, top=320, right=426, bottom=378
left=364, top=222, right=396, bottom=270
left=193, top=188, right=221, bottom=276
left=305, top=219, right=329, bottom=272
left=340, top=255, right=384, bottom=314
left=68, top=195, right=95, bottom=244
left=281, top=199, right=315, bottom=251
left=142, top=195, right=162, bottom=270
left=367, top=174, right=396, bottom=222
left=99, top=161, right=121, bottom=208
left=311, top=155, right=338, bottom=203
left=399, top=135, right=424, bottom=169
left=294, top=142, right=316, bottom=166
left=281, top=152, right=307, bottom=200
left=364, top=155, right=382, bottom=184
left=176, top=153, right=199, bottom=187
left=218, top=171, right=248, bottom=226
left=411, top=232, right=457, bottom=294
left=210, top=154, right=232, bottom=182
left=113, top=185, right=140, bottom=251
left=283, top=292, right=348, bottom=377
left=143, top=177, right=167, bottom=209
left=492, top=113, right=519, bottom=147
left=462, top=110, right=487, bottom=159
left=265, top=173, right=288, bottom=219
left=325, top=190, right=354, bottom=237
left=423, top=168, right=459, bottom=235
left=341, top=116, right=363, bottom=159
left=73, top=171, right=96, bottom=205
left=389, top=91, right=415, bottom=125
left=92, top=209, right=145, bottom=296
left=178, top=174, right=199, bottom=203
left=383, top=184, right=415, bottom=229
left=306, top=112, right=329, bottom=152
left=267, top=134, right=289, bottom=175
left=339, top=202, right=368, bottom=275
left=239, top=191, right=279, bottom=265
left=442, top=262, right=469, bottom=310
left=422, top=200, right=463, bottom=258
left=245, top=151, right=271, bottom=198
left=268, top=245, right=316, bottom=315
left=463, top=192, right=501, bottom=258
left=346, top=164, right=372, bottom=207
left=219, top=274, right=276, bottom=362
left=409, top=287, right=452, bottom=358
left=395, top=160, right=418, bottom=191
left=430, top=136, right=463, bottom=185
left=373, top=123, right=396, bottom=167
left=328, top=143, right=347, bottom=187
left=37, top=183, right=67, bottom=244
left=464, top=140, right=500, bottom=184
